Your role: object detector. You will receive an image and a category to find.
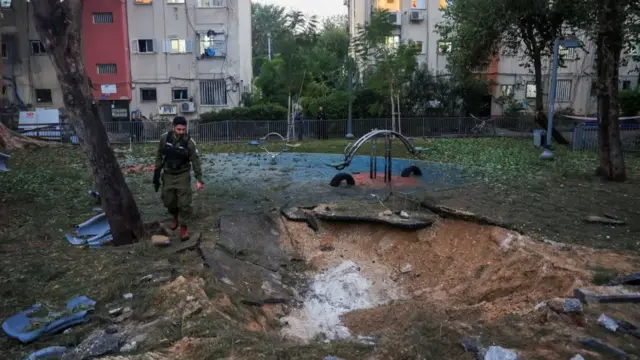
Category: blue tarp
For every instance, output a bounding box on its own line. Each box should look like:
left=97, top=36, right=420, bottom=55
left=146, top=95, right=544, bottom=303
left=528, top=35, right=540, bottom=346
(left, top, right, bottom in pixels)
left=2, top=296, right=95, bottom=343
left=65, top=212, right=113, bottom=248
left=0, top=152, right=10, bottom=171
left=24, top=346, right=67, bottom=359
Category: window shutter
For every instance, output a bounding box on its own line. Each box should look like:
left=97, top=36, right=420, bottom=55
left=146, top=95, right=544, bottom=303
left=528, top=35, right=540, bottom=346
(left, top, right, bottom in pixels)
left=163, top=40, right=171, bottom=53
left=185, top=40, right=193, bottom=53
left=130, top=39, right=139, bottom=53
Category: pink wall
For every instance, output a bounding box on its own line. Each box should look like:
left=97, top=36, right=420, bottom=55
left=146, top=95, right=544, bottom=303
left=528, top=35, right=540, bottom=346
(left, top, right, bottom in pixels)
left=82, top=0, right=131, bottom=100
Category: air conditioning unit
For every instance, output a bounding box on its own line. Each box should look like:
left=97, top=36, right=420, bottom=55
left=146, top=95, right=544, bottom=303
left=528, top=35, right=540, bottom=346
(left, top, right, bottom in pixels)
left=410, top=10, right=424, bottom=21
left=158, top=104, right=178, bottom=115
left=181, top=102, right=196, bottom=113
left=388, top=12, right=401, bottom=26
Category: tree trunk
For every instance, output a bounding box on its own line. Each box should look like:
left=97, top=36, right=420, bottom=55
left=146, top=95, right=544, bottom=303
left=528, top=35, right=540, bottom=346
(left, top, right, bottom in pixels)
left=594, top=0, right=626, bottom=181
left=532, top=51, right=569, bottom=145
left=31, top=0, right=144, bottom=245
left=389, top=84, right=395, bottom=132
left=0, top=122, right=58, bottom=149
left=396, top=93, right=401, bottom=134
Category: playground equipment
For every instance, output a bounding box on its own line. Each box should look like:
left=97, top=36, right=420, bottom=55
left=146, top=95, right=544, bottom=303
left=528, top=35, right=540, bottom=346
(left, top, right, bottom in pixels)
left=248, top=132, right=301, bottom=160
left=326, top=129, right=427, bottom=187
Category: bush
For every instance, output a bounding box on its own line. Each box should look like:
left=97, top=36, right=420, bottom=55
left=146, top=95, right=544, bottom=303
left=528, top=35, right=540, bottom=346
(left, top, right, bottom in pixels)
left=301, top=91, right=350, bottom=119
left=619, top=88, right=640, bottom=116
left=199, top=103, right=288, bottom=122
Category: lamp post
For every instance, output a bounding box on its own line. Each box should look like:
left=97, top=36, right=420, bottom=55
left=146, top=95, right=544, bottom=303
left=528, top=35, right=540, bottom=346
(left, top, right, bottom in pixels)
left=540, top=37, right=582, bottom=159
left=345, top=0, right=354, bottom=138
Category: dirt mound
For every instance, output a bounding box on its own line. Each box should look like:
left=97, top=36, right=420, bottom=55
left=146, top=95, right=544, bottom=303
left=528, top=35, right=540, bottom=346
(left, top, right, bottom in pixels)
left=281, top=218, right=639, bottom=335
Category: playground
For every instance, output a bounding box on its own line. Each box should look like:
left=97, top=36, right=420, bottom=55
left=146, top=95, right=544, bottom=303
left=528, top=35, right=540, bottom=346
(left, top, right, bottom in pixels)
left=1, top=136, right=640, bottom=359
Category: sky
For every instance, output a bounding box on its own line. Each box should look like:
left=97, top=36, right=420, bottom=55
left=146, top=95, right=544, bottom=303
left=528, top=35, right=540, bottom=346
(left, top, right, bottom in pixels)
left=254, top=0, right=347, bottom=19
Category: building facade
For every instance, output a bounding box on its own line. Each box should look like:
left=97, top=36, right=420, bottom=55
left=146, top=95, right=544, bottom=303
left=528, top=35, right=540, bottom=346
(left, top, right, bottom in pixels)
left=126, top=0, right=252, bottom=120
left=347, top=0, right=640, bottom=116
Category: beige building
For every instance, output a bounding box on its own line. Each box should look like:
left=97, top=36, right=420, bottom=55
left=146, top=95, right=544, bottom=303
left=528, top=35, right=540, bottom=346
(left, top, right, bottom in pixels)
left=347, top=0, right=639, bottom=116
left=126, top=0, right=252, bottom=120
left=1, top=1, right=64, bottom=110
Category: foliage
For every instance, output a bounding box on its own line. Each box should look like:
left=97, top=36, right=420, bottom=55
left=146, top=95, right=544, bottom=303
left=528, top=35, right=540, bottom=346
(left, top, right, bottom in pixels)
left=619, top=88, right=640, bottom=116
left=199, top=103, right=288, bottom=122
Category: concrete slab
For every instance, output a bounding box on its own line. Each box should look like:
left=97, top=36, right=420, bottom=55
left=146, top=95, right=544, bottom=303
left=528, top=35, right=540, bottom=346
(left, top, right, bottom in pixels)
left=312, top=202, right=437, bottom=229
left=574, top=286, right=640, bottom=304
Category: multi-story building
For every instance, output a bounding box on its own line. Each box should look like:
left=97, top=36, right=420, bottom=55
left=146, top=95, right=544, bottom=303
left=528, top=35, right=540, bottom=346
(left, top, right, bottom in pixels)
left=1, top=0, right=251, bottom=122
left=347, top=0, right=639, bottom=116
left=126, top=0, right=252, bottom=120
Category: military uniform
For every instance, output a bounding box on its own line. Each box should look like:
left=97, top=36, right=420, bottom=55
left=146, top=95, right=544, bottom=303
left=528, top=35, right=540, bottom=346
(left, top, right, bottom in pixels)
left=155, top=131, right=203, bottom=226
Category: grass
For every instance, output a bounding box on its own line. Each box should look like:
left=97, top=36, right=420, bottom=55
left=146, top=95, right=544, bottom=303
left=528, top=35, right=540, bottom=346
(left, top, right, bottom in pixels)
left=1, top=137, right=639, bottom=358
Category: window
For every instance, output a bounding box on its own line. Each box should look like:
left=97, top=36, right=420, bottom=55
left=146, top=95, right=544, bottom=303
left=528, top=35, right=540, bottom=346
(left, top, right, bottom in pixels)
left=132, top=39, right=155, bottom=53
left=97, top=64, right=117, bottom=74
left=172, top=88, right=189, bottom=101
left=167, top=0, right=185, bottom=3
left=411, top=0, right=425, bottom=8
left=556, top=79, right=571, bottom=102
left=499, top=85, right=514, bottom=96
left=197, top=0, right=224, bottom=7
left=1, top=0, right=11, bottom=8
left=199, top=33, right=226, bottom=57
left=35, top=89, right=52, bottom=103
left=559, top=45, right=577, bottom=60
left=134, top=0, right=152, bottom=3
left=1, top=43, right=7, bottom=59
left=414, top=40, right=425, bottom=54
left=525, top=82, right=536, bottom=99
left=384, top=35, right=400, bottom=49
left=438, top=41, right=451, bottom=54
left=164, top=39, right=192, bottom=53
left=30, top=40, right=46, bottom=55
left=622, top=80, right=632, bottom=90
left=200, top=79, right=226, bottom=105
left=140, top=88, right=157, bottom=101
left=92, top=12, right=113, bottom=24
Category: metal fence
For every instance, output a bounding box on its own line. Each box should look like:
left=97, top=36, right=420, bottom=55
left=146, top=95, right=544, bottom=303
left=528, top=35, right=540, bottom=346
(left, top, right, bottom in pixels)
left=16, top=116, right=640, bottom=153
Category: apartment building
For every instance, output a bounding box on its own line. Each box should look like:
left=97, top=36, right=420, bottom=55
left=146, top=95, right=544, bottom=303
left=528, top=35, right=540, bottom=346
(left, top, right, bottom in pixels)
left=126, top=0, right=252, bottom=120
left=347, top=0, right=639, bottom=116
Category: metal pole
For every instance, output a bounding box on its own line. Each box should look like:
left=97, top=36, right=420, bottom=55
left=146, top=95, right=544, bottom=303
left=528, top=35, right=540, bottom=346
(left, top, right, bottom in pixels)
left=267, top=32, right=272, bottom=60
left=345, top=5, right=354, bottom=138
left=542, top=39, right=560, bottom=158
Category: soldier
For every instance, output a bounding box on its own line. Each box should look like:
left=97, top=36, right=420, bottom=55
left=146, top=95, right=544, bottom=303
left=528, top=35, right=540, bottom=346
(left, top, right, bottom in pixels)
left=153, top=116, right=203, bottom=240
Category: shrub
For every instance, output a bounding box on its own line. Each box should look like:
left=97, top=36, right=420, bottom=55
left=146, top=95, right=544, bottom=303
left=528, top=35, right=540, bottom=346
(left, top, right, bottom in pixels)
left=199, top=103, right=288, bottom=122
left=619, top=88, right=640, bottom=116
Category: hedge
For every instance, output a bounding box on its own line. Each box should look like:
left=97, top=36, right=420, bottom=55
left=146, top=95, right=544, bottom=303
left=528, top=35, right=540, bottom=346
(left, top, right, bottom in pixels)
left=199, top=103, right=288, bottom=122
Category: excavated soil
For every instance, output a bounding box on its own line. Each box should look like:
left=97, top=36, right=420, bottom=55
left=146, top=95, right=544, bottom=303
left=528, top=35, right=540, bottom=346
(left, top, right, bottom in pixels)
left=280, top=218, right=640, bottom=337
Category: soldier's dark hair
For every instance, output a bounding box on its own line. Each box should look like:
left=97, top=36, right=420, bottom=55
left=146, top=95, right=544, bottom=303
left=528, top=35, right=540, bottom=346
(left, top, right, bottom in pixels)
left=173, top=116, right=187, bottom=126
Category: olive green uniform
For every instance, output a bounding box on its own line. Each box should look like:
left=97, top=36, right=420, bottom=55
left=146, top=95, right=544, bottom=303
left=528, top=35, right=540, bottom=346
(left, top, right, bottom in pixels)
left=155, top=132, right=203, bottom=226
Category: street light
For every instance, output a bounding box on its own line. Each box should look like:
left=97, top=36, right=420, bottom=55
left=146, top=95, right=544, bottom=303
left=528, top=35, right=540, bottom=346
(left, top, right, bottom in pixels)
left=345, top=0, right=354, bottom=138
left=540, top=37, right=582, bottom=160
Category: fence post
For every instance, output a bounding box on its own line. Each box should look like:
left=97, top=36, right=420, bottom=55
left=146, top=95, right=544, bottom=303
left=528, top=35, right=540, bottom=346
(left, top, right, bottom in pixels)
left=226, top=120, right=230, bottom=143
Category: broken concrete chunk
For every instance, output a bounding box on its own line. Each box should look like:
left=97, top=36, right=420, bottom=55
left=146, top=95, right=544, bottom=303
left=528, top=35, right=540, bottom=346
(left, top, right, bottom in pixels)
left=382, top=210, right=393, bottom=216
left=598, top=314, right=619, bottom=332
left=569, top=355, right=585, bottom=360
left=61, top=329, right=124, bottom=360
left=608, top=272, right=640, bottom=286
left=547, top=298, right=583, bottom=313
left=151, top=235, right=170, bottom=246
left=399, top=211, right=410, bottom=219
left=484, top=346, right=519, bottom=360
left=122, top=293, right=133, bottom=300
left=461, top=336, right=483, bottom=353
left=574, top=286, right=640, bottom=304
left=400, top=264, right=413, bottom=273
left=579, top=338, right=627, bottom=358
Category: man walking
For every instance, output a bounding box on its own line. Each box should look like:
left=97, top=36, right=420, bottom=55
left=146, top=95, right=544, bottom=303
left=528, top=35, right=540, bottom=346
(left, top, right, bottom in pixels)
left=316, top=106, right=328, bottom=140
left=153, top=116, right=203, bottom=240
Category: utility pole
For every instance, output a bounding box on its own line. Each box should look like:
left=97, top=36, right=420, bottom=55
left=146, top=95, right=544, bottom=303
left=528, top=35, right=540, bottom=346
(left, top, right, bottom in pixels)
left=267, top=32, right=272, bottom=60
left=345, top=3, right=354, bottom=138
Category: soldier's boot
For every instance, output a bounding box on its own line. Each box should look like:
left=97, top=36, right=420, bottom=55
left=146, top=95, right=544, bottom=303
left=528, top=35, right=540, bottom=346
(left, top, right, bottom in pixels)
left=170, top=216, right=179, bottom=230
left=180, top=225, right=189, bottom=241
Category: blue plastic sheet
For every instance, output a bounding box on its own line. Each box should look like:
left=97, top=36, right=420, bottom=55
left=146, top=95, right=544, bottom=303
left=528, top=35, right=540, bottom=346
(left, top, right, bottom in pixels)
left=2, top=296, right=95, bottom=343
left=65, top=212, right=113, bottom=248
left=0, top=152, right=10, bottom=171
left=24, top=346, right=67, bottom=359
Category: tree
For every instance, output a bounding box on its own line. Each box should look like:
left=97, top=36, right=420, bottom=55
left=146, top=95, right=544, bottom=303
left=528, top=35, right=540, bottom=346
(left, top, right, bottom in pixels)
left=29, top=0, right=144, bottom=244
left=354, top=10, right=418, bottom=132
left=564, top=0, right=640, bottom=180
left=437, top=0, right=571, bottom=144
left=251, top=3, right=289, bottom=76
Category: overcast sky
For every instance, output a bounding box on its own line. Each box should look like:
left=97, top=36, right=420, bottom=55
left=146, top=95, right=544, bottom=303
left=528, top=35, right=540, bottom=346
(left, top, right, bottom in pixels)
left=253, top=0, right=347, bottom=19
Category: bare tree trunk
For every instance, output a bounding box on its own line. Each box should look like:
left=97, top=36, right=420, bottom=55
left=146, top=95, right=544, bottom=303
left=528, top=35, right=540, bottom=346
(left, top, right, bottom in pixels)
left=533, top=51, right=569, bottom=145
left=396, top=93, right=401, bottom=134
left=390, top=85, right=395, bottom=132
left=594, top=0, right=626, bottom=181
left=31, top=0, right=144, bottom=245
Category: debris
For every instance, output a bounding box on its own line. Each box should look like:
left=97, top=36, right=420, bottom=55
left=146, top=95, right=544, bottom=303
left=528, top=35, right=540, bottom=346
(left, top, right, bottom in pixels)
left=400, top=264, right=413, bottom=273
left=2, top=296, right=95, bottom=343
left=108, top=308, right=123, bottom=316
left=0, top=152, right=10, bottom=171
left=461, top=336, right=483, bottom=353
left=484, top=346, right=519, bottom=360
left=120, top=341, right=138, bottom=353
left=122, top=293, right=133, bottom=300
left=65, top=212, right=112, bottom=248
left=25, top=346, right=67, bottom=360
left=61, top=328, right=124, bottom=360
left=151, top=235, right=170, bottom=246
left=547, top=298, right=583, bottom=313
left=382, top=210, right=393, bottom=216
left=112, top=308, right=133, bottom=323
left=399, top=211, right=410, bottom=219
left=608, top=272, right=640, bottom=286
left=598, top=314, right=619, bottom=332
left=569, top=355, right=585, bottom=360
left=579, top=338, right=627, bottom=358
left=574, top=286, right=640, bottom=304
left=584, top=215, right=626, bottom=225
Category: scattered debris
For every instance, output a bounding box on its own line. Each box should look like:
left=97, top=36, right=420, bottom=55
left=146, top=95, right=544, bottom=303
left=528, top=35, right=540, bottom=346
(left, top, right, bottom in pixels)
left=2, top=296, right=95, bottom=343
left=598, top=314, right=619, bottom=332
left=61, top=328, right=124, bottom=360
left=122, top=163, right=154, bottom=174
left=399, top=211, right=410, bottom=219
left=122, top=293, right=133, bottom=300
left=569, top=355, right=585, bottom=360
left=574, top=286, right=640, bottom=304
left=400, top=264, right=413, bottom=273
left=546, top=298, right=583, bottom=313
left=151, top=235, right=170, bottom=246
left=584, top=215, right=626, bottom=225
left=65, top=212, right=112, bottom=248
left=25, top=346, right=67, bottom=360
left=579, top=338, right=627, bottom=358
left=382, top=210, right=393, bottom=216
left=608, top=272, right=640, bottom=286
left=485, top=346, right=520, bottom=360
left=0, top=152, right=10, bottom=171
left=108, top=308, right=123, bottom=316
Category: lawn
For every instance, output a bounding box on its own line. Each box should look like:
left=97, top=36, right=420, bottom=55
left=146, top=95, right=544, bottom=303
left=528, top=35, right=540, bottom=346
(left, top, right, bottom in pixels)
left=0, top=137, right=638, bottom=358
